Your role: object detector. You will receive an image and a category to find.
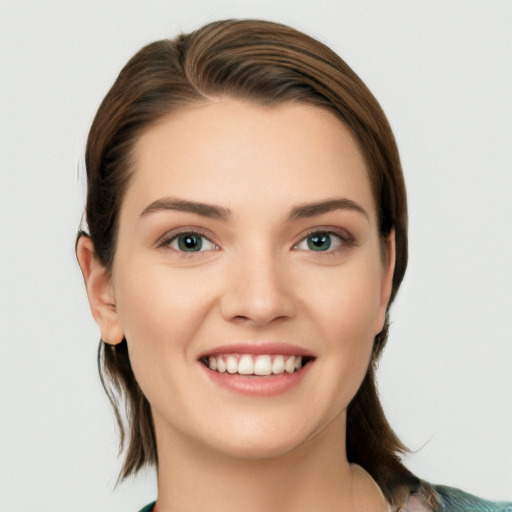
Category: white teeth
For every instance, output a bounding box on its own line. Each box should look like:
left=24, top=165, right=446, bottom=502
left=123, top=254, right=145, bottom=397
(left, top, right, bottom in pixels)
left=226, top=355, right=238, bottom=374
left=217, top=357, right=227, bottom=373
left=205, top=354, right=305, bottom=376
left=254, top=355, right=272, bottom=375
left=271, top=355, right=285, bottom=374
left=284, top=356, right=296, bottom=373
left=238, top=354, right=254, bottom=375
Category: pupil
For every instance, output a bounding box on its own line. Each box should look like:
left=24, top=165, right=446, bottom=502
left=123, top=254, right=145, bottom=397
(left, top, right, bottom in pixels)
left=308, top=233, right=331, bottom=251
left=179, top=234, right=202, bottom=251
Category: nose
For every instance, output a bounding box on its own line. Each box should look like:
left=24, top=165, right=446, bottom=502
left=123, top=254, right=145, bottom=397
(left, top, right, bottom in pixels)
left=220, top=248, right=297, bottom=326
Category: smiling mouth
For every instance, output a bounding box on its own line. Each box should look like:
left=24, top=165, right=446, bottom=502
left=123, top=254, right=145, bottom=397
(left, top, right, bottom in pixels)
left=200, top=354, right=314, bottom=376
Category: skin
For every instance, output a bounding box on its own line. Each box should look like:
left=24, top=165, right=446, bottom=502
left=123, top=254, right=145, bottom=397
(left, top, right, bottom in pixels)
left=78, top=99, right=395, bottom=511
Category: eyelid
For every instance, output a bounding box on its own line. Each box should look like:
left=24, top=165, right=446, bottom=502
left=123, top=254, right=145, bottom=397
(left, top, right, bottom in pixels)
left=292, top=226, right=355, bottom=251
left=156, top=227, right=219, bottom=251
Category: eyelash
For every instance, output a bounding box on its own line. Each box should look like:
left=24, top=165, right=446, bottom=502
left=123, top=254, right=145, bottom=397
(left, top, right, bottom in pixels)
left=157, top=227, right=354, bottom=255
left=293, top=228, right=354, bottom=253
left=157, top=230, right=219, bottom=253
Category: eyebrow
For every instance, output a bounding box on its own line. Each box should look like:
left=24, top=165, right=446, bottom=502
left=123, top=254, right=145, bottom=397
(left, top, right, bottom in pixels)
left=140, top=197, right=231, bottom=220
left=287, top=198, right=369, bottom=221
left=139, top=196, right=368, bottom=222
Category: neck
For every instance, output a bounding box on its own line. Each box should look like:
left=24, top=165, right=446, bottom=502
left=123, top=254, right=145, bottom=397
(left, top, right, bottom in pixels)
left=153, top=414, right=388, bottom=512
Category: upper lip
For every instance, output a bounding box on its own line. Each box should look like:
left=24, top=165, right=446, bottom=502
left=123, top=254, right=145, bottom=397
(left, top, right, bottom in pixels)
left=197, top=342, right=316, bottom=360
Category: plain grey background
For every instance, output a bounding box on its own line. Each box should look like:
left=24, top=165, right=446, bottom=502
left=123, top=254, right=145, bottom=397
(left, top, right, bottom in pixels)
left=1, top=1, right=511, bottom=511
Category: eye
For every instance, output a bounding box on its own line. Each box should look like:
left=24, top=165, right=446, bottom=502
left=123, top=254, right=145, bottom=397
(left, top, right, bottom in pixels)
left=167, top=232, right=218, bottom=253
left=294, top=231, right=344, bottom=252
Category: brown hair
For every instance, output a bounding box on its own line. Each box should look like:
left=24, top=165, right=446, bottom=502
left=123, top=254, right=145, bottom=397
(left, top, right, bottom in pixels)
left=80, top=19, right=437, bottom=509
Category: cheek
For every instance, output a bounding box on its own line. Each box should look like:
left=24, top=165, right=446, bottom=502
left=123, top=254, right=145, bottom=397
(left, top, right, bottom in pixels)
left=305, top=258, right=383, bottom=390
left=112, top=263, right=216, bottom=381
left=309, top=259, right=383, bottom=343
left=319, top=286, right=377, bottom=376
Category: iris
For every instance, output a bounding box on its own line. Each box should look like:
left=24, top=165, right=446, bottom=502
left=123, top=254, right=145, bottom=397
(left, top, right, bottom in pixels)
left=177, top=233, right=203, bottom=252
left=307, top=233, right=332, bottom=251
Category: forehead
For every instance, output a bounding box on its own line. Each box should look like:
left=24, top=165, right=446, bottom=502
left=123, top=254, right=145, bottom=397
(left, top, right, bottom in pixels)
left=125, top=99, right=375, bottom=222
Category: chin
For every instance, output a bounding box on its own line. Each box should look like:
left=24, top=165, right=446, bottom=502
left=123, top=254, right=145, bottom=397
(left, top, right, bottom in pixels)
left=215, top=439, right=303, bottom=461
left=204, top=421, right=320, bottom=462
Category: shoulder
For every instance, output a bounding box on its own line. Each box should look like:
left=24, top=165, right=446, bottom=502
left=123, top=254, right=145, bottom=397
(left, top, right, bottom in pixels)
left=402, top=484, right=512, bottom=512
left=433, top=484, right=512, bottom=512
left=137, top=502, right=155, bottom=512
left=135, top=491, right=512, bottom=512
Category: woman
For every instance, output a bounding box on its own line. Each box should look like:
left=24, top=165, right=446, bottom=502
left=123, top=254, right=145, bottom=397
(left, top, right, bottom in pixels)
left=76, top=19, right=511, bottom=512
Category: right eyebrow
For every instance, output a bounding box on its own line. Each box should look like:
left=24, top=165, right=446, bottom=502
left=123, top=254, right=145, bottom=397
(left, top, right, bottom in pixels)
left=139, top=197, right=231, bottom=220
left=286, top=198, right=369, bottom=221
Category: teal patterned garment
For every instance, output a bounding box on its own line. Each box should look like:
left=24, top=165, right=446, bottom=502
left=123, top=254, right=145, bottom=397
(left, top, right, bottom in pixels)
left=433, top=485, right=512, bottom=512
left=137, top=485, right=512, bottom=512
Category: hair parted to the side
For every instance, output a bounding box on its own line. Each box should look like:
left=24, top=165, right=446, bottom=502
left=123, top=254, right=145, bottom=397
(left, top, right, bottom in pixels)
left=79, top=19, right=439, bottom=510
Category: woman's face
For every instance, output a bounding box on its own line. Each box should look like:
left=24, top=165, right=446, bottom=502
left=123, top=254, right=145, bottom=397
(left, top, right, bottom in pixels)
left=107, top=99, right=394, bottom=459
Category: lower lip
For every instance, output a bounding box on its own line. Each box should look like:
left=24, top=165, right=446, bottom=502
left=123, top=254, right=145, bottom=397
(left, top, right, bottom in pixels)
left=200, top=361, right=313, bottom=396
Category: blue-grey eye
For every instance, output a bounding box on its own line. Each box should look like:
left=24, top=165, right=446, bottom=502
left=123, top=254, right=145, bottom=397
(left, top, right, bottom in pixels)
left=170, top=233, right=217, bottom=252
left=295, top=232, right=342, bottom=252
left=308, top=233, right=331, bottom=251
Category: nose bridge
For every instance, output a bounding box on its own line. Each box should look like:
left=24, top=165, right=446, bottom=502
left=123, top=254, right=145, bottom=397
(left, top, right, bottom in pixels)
left=220, top=242, right=296, bottom=325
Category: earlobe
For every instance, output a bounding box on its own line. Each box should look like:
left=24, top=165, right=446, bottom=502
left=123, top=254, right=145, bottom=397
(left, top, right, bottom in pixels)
left=76, top=235, right=124, bottom=345
left=375, top=229, right=396, bottom=333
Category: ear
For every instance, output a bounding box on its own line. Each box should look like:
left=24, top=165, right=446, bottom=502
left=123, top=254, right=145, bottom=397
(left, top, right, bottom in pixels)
left=76, top=235, right=124, bottom=345
left=375, top=229, right=396, bottom=334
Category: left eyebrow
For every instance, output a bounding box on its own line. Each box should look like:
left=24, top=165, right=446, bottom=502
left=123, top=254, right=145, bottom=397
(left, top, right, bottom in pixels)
left=139, top=197, right=231, bottom=220
left=286, top=198, right=369, bottom=221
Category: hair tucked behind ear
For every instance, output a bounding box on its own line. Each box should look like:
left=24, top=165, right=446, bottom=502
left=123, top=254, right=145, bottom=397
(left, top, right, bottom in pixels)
left=80, top=19, right=439, bottom=510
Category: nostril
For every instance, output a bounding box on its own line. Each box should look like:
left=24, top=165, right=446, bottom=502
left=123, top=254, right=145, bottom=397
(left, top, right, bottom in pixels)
left=219, top=264, right=297, bottom=325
